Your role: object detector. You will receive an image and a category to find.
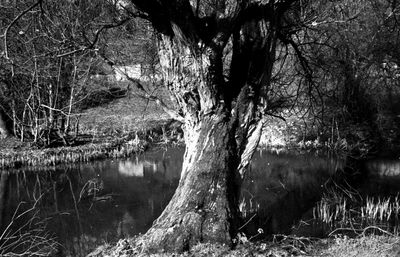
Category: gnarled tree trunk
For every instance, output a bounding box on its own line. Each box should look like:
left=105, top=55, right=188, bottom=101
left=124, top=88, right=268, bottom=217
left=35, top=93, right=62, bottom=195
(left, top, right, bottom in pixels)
left=140, top=114, right=241, bottom=252
left=135, top=33, right=243, bottom=252
left=125, top=0, right=298, bottom=253
left=137, top=27, right=270, bottom=251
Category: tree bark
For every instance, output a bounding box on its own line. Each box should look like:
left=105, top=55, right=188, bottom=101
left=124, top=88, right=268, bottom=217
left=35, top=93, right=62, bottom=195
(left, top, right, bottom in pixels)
left=124, top=0, right=298, bottom=253
left=135, top=19, right=278, bottom=254
left=139, top=112, right=241, bottom=252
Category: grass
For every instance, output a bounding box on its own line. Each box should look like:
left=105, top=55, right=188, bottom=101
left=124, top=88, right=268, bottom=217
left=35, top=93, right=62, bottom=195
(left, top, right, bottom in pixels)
left=0, top=124, right=184, bottom=169
left=259, top=110, right=387, bottom=158
left=0, top=87, right=183, bottom=169
left=361, top=196, right=400, bottom=224
left=87, top=234, right=400, bottom=257
left=312, top=183, right=400, bottom=236
left=0, top=136, right=148, bottom=169
left=78, top=83, right=171, bottom=136
left=1, top=83, right=399, bottom=256
left=314, top=234, right=400, bottom=257
left=0, top=201, right=58, bottom=256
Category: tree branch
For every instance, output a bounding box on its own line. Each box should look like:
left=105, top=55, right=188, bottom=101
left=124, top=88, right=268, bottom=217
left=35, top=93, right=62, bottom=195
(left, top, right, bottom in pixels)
left=57, top=18, right=131, bottom=58
left=130, top=79, right=184, bottom=123
left=2, top=0, right=43, bottom=75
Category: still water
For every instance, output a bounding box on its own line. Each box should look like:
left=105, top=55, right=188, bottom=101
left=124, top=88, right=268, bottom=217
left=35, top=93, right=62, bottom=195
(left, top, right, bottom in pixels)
left=0, top=148, right=399, bottom=256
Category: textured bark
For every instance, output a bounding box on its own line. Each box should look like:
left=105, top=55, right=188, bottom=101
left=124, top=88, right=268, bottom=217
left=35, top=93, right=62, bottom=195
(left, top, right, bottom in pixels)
left=127, top=0, right=299, bottom=253
left=137, top=21, right=279, bottom=254
left=139, top=114, right=240, bottom=252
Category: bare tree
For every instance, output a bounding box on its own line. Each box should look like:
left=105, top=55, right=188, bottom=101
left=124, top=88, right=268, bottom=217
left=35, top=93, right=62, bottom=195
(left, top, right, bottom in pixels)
left=120, top=0, right=308, bottom=252
left=0, top=0, right=128, bottom=145
left=300, top=0, right=400, bottom=144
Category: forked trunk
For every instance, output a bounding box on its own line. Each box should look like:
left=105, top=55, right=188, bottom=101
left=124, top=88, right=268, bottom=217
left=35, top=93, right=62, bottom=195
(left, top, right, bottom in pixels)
left=139, top=113, right=241, bottom=252
left=134, top=22, right=271, bottom=252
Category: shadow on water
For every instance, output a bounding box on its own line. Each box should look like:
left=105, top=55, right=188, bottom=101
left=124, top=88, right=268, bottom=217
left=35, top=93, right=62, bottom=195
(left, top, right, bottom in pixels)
left=239, top=151, right=344, bottom=239
left=1, top=148, right=400, bottom=256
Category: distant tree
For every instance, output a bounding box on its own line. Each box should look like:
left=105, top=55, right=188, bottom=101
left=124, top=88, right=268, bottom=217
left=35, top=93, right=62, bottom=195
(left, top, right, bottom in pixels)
left=301, top=0, right=400, bottom=143
left=0, top=0, right=128, bottom=145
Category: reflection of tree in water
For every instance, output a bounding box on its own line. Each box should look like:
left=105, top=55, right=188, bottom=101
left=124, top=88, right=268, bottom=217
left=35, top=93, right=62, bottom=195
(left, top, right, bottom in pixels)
left=366, top=160, right=400, bottom=177
left=0, top=171, right=8, bottom=231
left=117, top=148, right=183, bottom=182
left=0, top=148, right=184, bottom=256
left=0, top=171, right=9, bottom=231
left=358, top=160, right=400, bottom=197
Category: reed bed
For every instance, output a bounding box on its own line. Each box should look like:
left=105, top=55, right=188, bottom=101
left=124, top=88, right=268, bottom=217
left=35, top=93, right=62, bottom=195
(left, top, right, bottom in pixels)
left=0, top=119, right=183, bottom=170
left=0, top=138, right=147, bottom=170
left=313, top=191, right=400, bottom=234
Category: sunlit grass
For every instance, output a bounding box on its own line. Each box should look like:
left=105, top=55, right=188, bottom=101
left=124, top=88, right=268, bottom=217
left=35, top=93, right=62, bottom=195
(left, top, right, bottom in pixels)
left=313, top=187, right=400, bottom=235
left=0, top=136, right=148, bottom=169
left=361, top=196, right=400, bottom=223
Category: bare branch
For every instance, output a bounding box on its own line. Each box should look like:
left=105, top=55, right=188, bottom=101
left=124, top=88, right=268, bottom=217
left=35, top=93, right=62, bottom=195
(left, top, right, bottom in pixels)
left=131, top=80, right=184, bottom=122
left=57, top=18, right=131, bottom=58
left=2, top=0, right=43, bottom=75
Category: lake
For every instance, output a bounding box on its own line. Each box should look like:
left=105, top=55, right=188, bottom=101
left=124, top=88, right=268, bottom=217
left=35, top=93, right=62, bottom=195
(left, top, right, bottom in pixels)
left=0, top=147, right=399, bottom=256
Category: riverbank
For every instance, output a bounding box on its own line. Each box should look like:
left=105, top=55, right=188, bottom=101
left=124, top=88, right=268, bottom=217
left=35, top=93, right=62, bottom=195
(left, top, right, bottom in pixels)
left=2, top=130, right=400, bottom=257
left=1, top=90, right=399, bottom=257
left=88, top=233, right=400, bottom=257
left=0, top=118, right=183, bottom=169
left=0, top=89, right=391, bottom=170
left=0, top=86, right=185, bottom=169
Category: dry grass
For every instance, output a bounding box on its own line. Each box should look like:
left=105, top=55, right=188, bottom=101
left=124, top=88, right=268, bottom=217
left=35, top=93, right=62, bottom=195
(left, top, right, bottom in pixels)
left=88, top=234, right=400, bottom=257
left=0, top=201, right=58, bottom=256
left=313, top=184, right=400, bottom=236
left=0, top=87, right=182, bottom=169
left=78, top=87, right=170, bottom=136
left=0, top=137, right=147, bottom=169
left=313, top=234, right=400, bottom=257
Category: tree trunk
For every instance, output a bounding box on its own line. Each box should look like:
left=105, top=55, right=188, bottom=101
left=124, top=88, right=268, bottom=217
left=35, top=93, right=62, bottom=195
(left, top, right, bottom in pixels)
left=139, top=113, right=241, bottom=252
left=123, top=3, right=285, bottom=251
left=0, top=111, right=11, bottom=139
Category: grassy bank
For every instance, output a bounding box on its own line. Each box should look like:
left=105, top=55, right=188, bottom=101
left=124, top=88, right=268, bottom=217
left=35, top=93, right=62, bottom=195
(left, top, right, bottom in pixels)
left=0, top=87, right=392, bottom=169
left=259, top=112, right=391, bottom=158
left=0, top=137, right=144, bottom=169
left=0, top=87, right=184, bottom=169
left=1, top=86, right=399, bottom=256
left=87, top=233, right=400, bottom=257
left=0, top=119, right=183, bottom=169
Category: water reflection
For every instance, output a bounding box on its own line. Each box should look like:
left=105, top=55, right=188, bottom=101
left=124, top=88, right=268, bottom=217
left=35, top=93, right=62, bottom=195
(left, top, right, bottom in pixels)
left=0, top=147, right=183, bottom=257
left=0, top=171, right=8, bottom=230
left=2, top=148, right=399, bottom=256
left=358, top=159, right=400, bottom=197
left=240, top=151, right=343, bottom=237
left=366, top=159, right=400, bottom=177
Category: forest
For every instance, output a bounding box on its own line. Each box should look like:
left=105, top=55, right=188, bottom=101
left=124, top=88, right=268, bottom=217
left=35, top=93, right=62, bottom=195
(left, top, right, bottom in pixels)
left=0, top=0, right=400, bottom=256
